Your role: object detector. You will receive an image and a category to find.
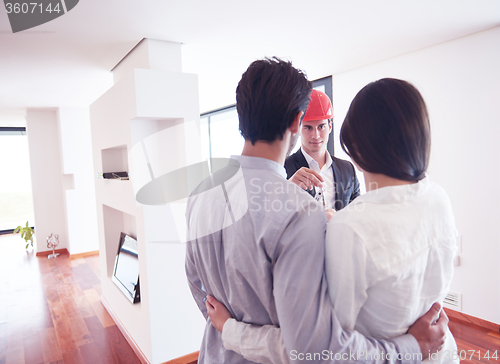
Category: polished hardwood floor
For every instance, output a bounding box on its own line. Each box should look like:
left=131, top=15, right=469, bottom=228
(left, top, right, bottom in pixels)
left=449, top=319, right=500, bottom=363
left=0, top=234, right=141, bottom=364
left=0, top=233, right=498, bottom=364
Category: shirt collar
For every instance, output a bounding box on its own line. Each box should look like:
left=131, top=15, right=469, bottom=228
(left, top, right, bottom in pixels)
left=352, top=175, right=430, bottom=205
left=230, top=155, right=287, bottom=179
left=300, top=148, right=332, bottom=171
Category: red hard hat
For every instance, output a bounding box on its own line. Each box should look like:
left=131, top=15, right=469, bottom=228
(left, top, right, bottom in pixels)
left=303, top=89, right=333, bottom=122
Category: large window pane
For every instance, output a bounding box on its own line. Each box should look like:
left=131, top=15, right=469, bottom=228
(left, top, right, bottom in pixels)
left=209, top=108, right=244, bottom=159
left=0, top=134, right=34, bottom=231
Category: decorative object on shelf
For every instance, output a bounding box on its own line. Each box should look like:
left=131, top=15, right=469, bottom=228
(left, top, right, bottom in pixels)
left=46, top=233, right=60, bottom=259
left=98, top=172, right=129, bottom=180
left=13, top=221, right=34, bottom=249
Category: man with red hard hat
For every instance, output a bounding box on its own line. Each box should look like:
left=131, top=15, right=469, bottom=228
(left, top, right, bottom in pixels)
left=285, top=89, right=360, bottom=211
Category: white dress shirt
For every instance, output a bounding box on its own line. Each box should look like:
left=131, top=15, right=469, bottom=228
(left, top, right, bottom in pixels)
left=301, top=149, right=335, bottom=210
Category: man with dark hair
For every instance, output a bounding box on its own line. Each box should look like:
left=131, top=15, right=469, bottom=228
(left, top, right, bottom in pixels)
left=285, top=89, right=360, bottom=212
left=236, top=57, right=312, bottom=145
left=185, top=58, right=447, bottom=363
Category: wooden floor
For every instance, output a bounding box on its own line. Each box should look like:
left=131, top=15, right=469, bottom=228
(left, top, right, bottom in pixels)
left=0, top=234, right=498, bottom=364
left=0, top=234, right=141, bottom=364
left=449, top=318, right=500, bottom=363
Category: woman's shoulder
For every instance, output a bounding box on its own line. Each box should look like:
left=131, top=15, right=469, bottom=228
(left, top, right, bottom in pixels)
left=420, top=179, right=456, bottom=220
left=426, top=179, right=453, bottom=202
left=328, top=198, right=379, bottom=229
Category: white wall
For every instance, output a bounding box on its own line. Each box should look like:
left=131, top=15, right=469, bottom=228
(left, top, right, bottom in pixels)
left=89, top=39, right=206, bottom=363
left=57, top=107, right=99, bottom=255
left=90, top=72, right=154, bottom=362
left=331, top=26, right=500, bottom=324
left=26, top=109, right=69, bottom=253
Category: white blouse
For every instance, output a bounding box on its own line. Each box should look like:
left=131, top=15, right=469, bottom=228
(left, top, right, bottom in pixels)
left=326, top=177, right=458, bottom=363
left=222, top=177, right=459, bottom=364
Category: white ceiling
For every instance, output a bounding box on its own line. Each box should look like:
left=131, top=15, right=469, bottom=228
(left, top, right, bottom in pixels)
left=0, top=0, right=499, bottom=113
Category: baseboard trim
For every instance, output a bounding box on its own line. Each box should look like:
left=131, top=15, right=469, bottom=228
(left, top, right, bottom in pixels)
left=69, top=250, right=99, bottom=259
left=36, top=248, right=69, bottom=257
left=100, top=295, right=150, bottom=364
left=163, top=351, right=199, bottom=364
left=445, top=307, right=500, bottom=332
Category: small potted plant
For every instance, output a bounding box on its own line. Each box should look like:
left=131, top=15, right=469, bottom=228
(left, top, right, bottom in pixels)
left=14, top=221, right=34, bottom=249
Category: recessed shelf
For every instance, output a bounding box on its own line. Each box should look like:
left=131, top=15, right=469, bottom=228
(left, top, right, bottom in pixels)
left=101, top=145, right=128, bottom=174
left=102, top=204, right=137, bottom=278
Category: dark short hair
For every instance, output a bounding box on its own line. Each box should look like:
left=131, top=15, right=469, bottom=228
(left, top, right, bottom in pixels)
left=236, top=57, right=312, bottom=144
left=340, top=78, right=430, bottom=181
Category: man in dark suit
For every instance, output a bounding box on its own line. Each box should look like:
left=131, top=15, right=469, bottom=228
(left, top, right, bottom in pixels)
left=285, top=89, right=360, bottom=211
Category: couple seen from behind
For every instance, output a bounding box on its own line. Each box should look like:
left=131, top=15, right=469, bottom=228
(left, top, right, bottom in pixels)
left=185, top=57, right=458, bottom=364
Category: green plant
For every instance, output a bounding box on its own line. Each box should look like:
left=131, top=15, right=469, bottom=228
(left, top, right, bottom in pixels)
left=14, top=221, right=34, bottom=249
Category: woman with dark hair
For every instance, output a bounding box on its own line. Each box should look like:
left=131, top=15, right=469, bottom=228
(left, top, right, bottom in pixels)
left=324, top=78, right=458, bottom=364
left=340, top=78, right=430, bottom=182
left=207, top=78, right=458, bottom=364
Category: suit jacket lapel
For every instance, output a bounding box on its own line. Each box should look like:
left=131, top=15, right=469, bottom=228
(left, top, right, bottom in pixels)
left=331, top=156, right=341, bottom=210
left=295, top=148, right=316, bottom=197
left=295, top=148, right=308, bottom=170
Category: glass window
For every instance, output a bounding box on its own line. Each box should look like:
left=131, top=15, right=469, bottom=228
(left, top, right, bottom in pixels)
left=0, top=129, right=35, bottom=232
left=209, top=108, right=243, bottom=159
left=200, top=106, right=244, bottom=172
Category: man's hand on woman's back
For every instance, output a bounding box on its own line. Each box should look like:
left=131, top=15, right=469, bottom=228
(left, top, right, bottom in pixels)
left=408, top=302, right=449, bottom=359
